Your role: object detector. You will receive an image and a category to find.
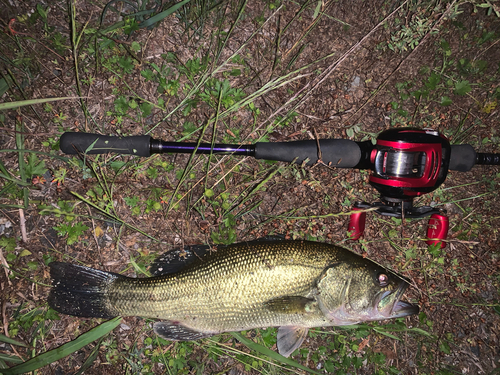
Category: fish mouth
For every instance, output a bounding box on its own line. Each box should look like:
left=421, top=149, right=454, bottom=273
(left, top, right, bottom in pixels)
left=377, top=281, right=419, bottom=319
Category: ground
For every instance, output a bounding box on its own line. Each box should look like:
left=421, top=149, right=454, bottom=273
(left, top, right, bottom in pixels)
left=0, top=0, right=499, bottom=374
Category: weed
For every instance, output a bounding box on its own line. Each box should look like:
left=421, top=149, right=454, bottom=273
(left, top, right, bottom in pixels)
left=49, top=201, right=90, bottom=245
left=211, top=213, right=237, bottom=244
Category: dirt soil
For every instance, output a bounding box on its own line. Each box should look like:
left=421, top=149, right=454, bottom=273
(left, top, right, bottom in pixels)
left=1, top=0, right=499, bottom=374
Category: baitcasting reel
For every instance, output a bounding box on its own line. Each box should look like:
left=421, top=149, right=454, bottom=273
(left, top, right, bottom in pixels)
left=348, top=128, right=454, bottom=248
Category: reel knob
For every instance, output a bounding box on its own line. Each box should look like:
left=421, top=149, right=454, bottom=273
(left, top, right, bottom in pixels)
left=348, top=206, right=366, bottom=240
left=426, top=213, right=449, bottom=248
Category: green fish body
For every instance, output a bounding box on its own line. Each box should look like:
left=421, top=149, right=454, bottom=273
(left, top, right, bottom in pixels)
left=49, top=239, right=418, bottom=357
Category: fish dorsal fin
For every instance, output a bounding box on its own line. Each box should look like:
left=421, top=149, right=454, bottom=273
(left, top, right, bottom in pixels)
left=153, top=321, right=214, bottom=341
left=245, top=235, right=286, bottom=243
left=150, top=238, right=285, bottom=276
left=277, top=326, right=309, bottom=357
left=264, top=296, right=314, bottom=314
left=150, top=245, right=210, bottom=276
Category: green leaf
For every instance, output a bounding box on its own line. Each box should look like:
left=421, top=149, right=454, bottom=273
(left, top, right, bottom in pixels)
left=110, top=160, right=126, bottom=172
left=114, top=96, right=129, bottom=115
left=425, top=72, right=441, bottom=90
left=124, top=196, right=140, bottom=207
left=140, top=102, right=152, bottom=116
left=118, top=56, right=134, bottom=73
left=493, top=304, right=500, bottom=316
left=1, top=317, right=122, bottom=375
left=440, top=96, right=452, bottom=106
left=24, top=153, right=47, bottom=179
left=130, top=41, right=141, bottom=53
left=123, top=19, right=140, bottom=35
left=439, top=341, right=451, bottom=354
left=454, top=80, right=472, bottom=96
left=36, top=4, right=48, bottom=20
left=0, top=237, right=17, bottom=253
left=0, top=76, right=13, bottom=97
left=140, top=69, right=155, bottom=81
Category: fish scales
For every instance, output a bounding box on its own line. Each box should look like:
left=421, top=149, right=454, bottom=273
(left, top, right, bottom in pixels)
left=107, top=241, right=345, bottom=332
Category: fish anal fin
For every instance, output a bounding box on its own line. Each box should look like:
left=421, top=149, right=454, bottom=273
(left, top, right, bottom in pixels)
left=264, top=296, right=314, bottom=314
left=153, top=321, right=213, bottom=341
left=277, top=326, right=309, bottom=358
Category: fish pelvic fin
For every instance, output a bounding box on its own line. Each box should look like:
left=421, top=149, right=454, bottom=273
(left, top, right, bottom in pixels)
left=277, top=326, right=309, bottom=358
left=153, top=321, right=214, bottom=341
left=48, top=262, right=121, bottom=319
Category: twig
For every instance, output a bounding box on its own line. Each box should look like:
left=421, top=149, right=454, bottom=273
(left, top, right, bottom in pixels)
left=2, top=298, right=9, bottom=337
left=0, top=249, right=12, bottom=286
left=19, top=208, right=28, bottom=243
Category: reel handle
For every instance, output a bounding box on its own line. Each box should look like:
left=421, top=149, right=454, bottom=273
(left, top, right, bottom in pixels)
left=348, top=205, right=367, bottom=240
left=426, top=214, right=449, bottom=249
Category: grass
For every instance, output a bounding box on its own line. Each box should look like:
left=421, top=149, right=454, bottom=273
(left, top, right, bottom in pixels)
left=1, top=0, right=500, bottom=374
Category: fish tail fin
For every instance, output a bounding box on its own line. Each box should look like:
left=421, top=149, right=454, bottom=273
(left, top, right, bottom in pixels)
left=48, top=261, right=122, bottom=319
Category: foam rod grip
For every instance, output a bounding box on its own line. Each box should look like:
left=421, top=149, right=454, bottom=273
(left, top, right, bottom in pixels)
left=449, top=144, right=476, bottom=172
left=60, top=132, right=152, bottom=157
left=254, top=139, right=361, bottom=167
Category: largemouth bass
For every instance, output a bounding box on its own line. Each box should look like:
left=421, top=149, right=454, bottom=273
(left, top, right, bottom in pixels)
left=48, top=239, right=418, bottom=357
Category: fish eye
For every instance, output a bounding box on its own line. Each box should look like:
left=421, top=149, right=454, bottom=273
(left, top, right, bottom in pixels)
left=376, top=272, right=389, bottom=287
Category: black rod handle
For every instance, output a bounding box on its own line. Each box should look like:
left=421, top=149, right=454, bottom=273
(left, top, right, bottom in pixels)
left=254, top=139, right=368, bottom=168
left=449, top=145, right=500, bottom=171
left=449, top=144, right=476, bottom=172
left=60, top=132, right=152, bottom=157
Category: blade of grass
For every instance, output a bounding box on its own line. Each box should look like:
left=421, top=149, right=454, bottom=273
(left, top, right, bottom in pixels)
left=208, top=339, right=303, bottom=374
left=230, top=332, right=322, bottom=375
left=0, top=334, right=28, bottom=348
left=227, top=166, right=282, bottom=216
left=0, top=354, right=24, bottom=365
left=15, top=116, right=28, bottom=209
left=1, top=317, right=122, bottom=375
left=0, top=97, right=79, bottom=110
left=73, top=336, right=106, bottom=375
left=139, top=0, right=192, bottom=29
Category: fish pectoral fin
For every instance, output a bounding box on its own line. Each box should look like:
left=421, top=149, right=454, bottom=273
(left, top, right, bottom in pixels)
left=277, top=326, right=309, bottom=358
left=153, top=321, right=213, bottom=341
left=263, top=296, right=314, bottom=314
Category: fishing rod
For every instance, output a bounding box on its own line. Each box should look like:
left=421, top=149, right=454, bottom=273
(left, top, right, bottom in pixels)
left=60, top=128, right=500, bottom=247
